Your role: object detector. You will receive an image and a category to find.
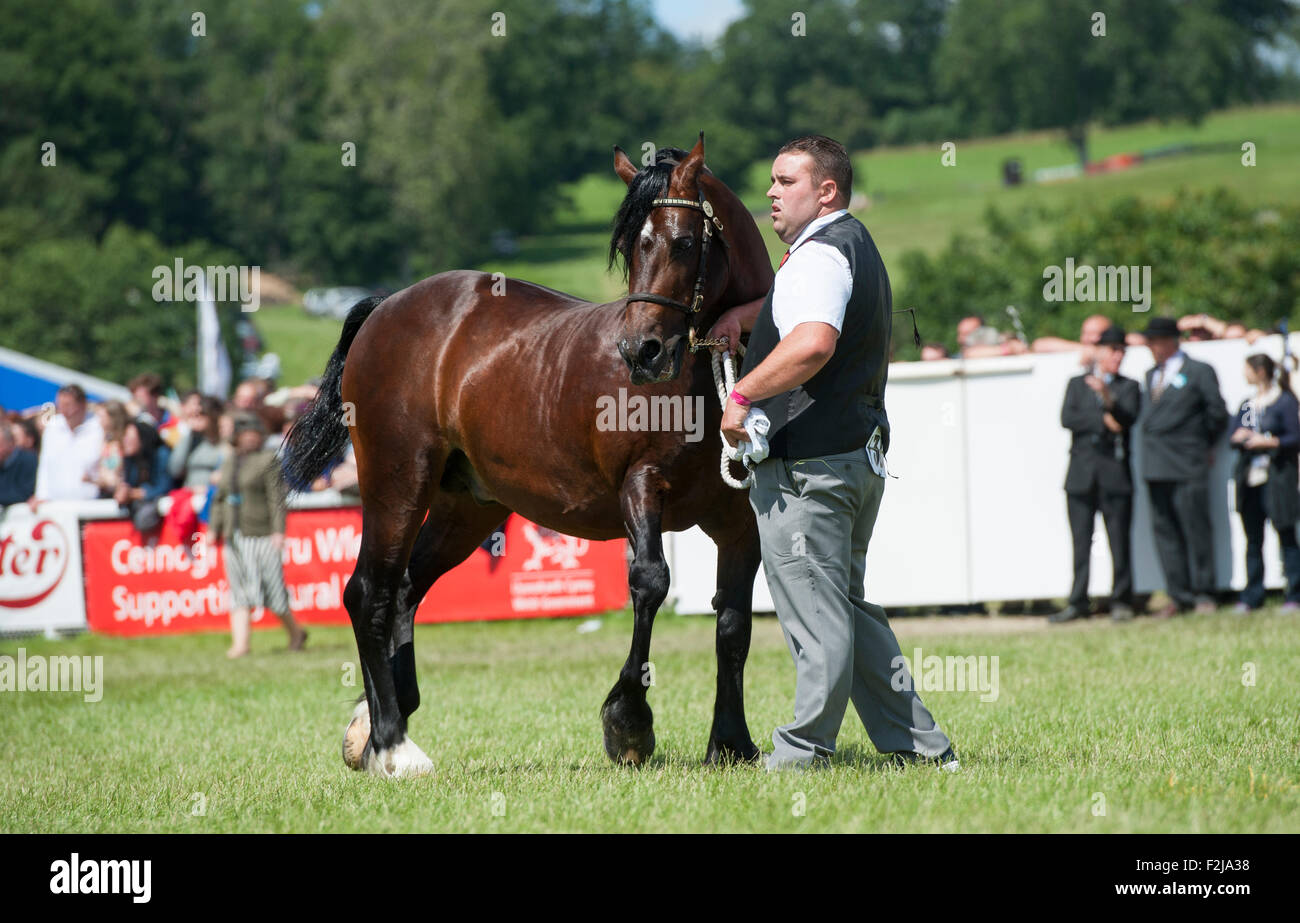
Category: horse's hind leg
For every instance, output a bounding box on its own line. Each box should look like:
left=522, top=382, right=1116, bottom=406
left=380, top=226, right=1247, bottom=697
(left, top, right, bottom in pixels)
left=343, top=490, right=510, bottom=772
left=392, top=495, right=511, bottom=716
left=343, top=439, right=442, bottom=778
left=700, top=511, right=762, bottom=764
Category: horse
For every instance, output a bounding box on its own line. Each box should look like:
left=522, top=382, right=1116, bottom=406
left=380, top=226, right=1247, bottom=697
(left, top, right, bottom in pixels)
left=281, top=135, right=774, bottom=776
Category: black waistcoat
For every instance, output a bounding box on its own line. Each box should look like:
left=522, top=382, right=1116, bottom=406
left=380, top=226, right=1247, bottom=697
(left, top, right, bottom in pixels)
left=739, top=212, right=892, bottom=459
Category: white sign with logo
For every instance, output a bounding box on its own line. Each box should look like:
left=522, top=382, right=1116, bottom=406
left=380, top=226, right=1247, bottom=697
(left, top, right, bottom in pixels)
left=510, top=522, right=597, bottom=613
left=0, top=504, right=87, bottom=633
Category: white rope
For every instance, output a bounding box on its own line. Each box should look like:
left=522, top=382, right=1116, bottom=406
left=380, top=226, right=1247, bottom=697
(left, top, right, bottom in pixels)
left=708, top=348, right=754, bottom=490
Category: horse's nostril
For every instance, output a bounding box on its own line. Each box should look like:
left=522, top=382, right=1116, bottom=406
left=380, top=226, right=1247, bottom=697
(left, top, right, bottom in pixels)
left=639, top=339, right=662, bottom=364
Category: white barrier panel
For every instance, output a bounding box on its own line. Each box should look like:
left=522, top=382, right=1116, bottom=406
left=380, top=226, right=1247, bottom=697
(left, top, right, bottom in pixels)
left=665, top=336, right=1295, bottom=613
left=0, top=503, right=88, bottom=634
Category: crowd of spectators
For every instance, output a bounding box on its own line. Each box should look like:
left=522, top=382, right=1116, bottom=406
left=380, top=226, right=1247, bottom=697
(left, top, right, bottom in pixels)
left=0, top=371, right=358, bottom=530
left=920, top=311, right=1271, bottom=362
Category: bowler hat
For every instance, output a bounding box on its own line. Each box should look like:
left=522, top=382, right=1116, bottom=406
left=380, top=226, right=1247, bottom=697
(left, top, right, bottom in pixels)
left=1142, top=316, right=1180, bottom=339
left=1097, top=325, right=1126, bottom=346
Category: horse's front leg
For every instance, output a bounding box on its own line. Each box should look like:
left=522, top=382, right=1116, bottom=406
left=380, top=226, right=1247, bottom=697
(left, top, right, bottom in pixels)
left=702, top=514, right=762, bottom=764
left=601, top=467, right=670, bottom=766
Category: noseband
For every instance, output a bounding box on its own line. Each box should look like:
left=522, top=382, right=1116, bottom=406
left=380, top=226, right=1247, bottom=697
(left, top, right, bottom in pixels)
left=625, top=193, right=730, bottom=350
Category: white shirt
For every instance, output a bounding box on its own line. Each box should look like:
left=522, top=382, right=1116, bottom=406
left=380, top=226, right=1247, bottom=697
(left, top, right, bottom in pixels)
left=770, top=209, right=853, bottom=339
left=35, top=412, right=105, bottom=501
left=1152, top=350, right=1186, bottom=394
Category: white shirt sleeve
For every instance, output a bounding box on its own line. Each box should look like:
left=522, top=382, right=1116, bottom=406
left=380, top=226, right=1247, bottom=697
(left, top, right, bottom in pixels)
left=770, top=240, right=853, bottom=339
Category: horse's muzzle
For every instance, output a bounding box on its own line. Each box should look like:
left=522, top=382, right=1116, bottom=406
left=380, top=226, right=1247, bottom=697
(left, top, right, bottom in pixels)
left=618, top=334, right=685, bottom=385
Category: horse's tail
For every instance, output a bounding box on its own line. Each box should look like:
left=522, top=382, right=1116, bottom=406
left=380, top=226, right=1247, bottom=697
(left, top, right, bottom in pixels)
left=281, top=295, right=385, bottom=490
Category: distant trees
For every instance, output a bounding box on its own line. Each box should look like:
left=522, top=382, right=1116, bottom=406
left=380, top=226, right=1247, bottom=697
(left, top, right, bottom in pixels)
left=896, top=189, right=1300, bottom=357
left=936, top=0, right=1295, bottom=165
left=0, top=0, right=1295, bottom=385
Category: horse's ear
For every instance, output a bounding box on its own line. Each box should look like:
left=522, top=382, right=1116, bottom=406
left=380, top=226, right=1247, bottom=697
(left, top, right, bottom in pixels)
left=613, top=146, right=638, bottom=186
left=674, top=132, right=706, bottom=189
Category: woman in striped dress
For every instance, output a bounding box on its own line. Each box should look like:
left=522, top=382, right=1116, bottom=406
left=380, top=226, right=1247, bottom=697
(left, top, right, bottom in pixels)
left=208, top=412, right=307, bottom=658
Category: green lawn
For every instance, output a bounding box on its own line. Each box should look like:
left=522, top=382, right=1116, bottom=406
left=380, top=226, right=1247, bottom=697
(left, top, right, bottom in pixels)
left=3, top=607, right=1296, bottom=833
left=259, top=103, right=1300, bottom=387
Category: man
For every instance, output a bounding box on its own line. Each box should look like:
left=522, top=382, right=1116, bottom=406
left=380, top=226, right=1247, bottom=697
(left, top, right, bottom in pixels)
left=1052, top=325, right=1140, bottom=623
left=1139, top=316, right=1229, bottom=616
left=959, top=315, right=1028, bottom=359
left=707, top=135, right=956, bottom=772
left=0, top=422, right=38, bottom=506
left=30, top=384, right=105, bottom=507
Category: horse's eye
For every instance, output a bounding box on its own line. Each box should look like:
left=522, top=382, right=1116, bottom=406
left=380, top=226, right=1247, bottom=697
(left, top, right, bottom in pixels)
left=673, top=236, right=694, bottom=254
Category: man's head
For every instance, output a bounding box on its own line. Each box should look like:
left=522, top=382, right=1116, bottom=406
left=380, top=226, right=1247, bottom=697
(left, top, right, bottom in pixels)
left=956, top=316, right=984, bottom=347
left=767, top=135, right=852, bottom=245
left=55, top=384, right=88, bottom=427
left=920, top=343, right=949, bottom=361
left=230, top=411, right=266, bottom=452
left=1143, top=316, right=1182, bottom=365
left=1095, top=325, right=1126, bottom=375
left=1080, top=314, right=1110, bottom=346
left=232, top=380, right=260, bottom=410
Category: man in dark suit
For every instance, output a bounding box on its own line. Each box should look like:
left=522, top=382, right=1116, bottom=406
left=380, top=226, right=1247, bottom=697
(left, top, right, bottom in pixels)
left=1052, top=325, right=1141, bottom=623
left=1139, top=316, right=1230, bottom=616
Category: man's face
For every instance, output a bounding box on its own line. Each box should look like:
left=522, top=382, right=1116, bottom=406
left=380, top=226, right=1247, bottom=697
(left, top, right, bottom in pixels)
left=233, top=383, right=258, bottom=410
left=1081, top=316, right=1109, bottom=346
left=1097, top=344, right=1125, bottom=376
left=767, top=152, right=836, bottom=245
left=956, top=317, right=982, bottom=346
left=56, top=392, right=84, bottom=424
left=1148, top=335, right=1179, bottom=364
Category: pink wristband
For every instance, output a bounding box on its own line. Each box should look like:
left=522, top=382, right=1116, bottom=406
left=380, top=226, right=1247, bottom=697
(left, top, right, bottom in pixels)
left=730, top=389, right=752, bottom=408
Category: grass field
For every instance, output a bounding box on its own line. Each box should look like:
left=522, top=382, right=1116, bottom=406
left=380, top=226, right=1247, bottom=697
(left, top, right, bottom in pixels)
left=258, top=102, right=1300, bottom=387
left=3, top=607, right=1297, bottom=833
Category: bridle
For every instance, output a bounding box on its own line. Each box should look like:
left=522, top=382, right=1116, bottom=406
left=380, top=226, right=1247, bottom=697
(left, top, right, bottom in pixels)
left=625, top=192, right=731, bottom=352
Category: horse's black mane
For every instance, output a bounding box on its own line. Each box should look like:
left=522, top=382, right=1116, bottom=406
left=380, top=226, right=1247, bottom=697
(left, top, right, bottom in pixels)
left=608, top=146, right=708, bottom=277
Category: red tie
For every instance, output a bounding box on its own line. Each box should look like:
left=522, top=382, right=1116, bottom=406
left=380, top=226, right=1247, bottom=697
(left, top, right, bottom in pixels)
left=778, top=249, right=790, bottom=269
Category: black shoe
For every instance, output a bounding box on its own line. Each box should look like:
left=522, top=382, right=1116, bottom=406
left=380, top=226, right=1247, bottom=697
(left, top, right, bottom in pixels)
left=1049, top=605, right=1087, bottom=624
left=891, top=746, right=960, bottom=772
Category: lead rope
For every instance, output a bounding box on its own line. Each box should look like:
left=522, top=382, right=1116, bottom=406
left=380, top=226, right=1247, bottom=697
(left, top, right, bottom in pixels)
left=689, top=331, right=753, bottom=490
left=713, top=350, right=753, bottom=490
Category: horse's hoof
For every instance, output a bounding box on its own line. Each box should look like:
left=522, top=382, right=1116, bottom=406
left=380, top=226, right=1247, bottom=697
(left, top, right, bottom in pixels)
left=342, top=700, right=370, bottom=771
left=365, top=735, right=434, bottom=779
left=601, top=719, right=656, bottom=767
left=704, top=739, right=761, bottom=766
left=601, top=690, right=655, bottom=766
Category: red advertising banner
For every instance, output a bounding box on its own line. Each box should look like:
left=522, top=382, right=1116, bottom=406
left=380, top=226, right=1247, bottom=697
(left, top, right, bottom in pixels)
left=82, top=509, right=628, bottom=636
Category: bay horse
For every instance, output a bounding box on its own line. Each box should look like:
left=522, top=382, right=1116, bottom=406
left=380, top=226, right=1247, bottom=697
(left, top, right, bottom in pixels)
left=282, top=135, right=774, bottom=776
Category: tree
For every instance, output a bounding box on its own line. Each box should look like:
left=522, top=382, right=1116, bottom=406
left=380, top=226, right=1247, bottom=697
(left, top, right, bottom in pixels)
left=936, top=0, right=1295, bottom=166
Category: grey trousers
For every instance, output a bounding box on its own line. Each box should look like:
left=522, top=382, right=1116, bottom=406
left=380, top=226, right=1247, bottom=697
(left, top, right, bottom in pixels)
left=750, top=447, right=951, bottom=768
